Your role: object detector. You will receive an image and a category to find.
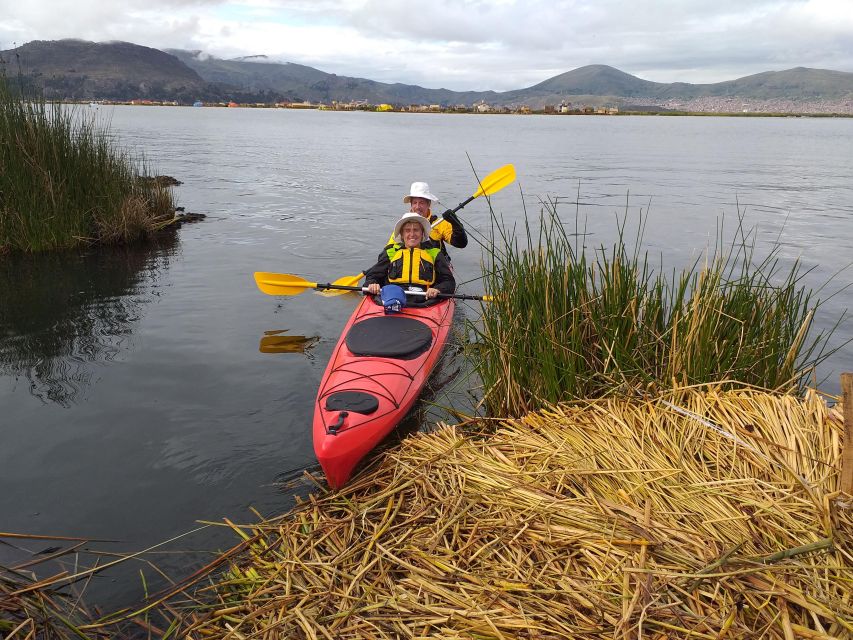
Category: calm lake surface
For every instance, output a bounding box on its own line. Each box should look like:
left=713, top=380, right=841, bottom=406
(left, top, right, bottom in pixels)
left=2, top=107, right=852, bottom=609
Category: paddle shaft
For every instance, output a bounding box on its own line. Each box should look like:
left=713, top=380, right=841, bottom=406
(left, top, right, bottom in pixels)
left=429, top=195, right=474, bottom=229
left=449, top=195, right=475, bottom=214
left=432, top=164, right=515, bottom=227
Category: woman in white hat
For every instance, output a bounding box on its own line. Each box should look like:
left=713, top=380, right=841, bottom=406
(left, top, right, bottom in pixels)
left=366, top=212, right=455, bottom=300
left=383, top=181, right=468, bottom=260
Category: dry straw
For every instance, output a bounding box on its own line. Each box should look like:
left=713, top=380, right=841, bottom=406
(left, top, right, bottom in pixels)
left=181, top=387, right=852, bottom=639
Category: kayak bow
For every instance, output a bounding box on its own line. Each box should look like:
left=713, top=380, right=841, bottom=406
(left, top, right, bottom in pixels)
left=312, top=295, right=454, bottom=488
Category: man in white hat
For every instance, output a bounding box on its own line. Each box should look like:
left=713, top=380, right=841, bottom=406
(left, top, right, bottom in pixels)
left=384, top=181, right=468, bottom=260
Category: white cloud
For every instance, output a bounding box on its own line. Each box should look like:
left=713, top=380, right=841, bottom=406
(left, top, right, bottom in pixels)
left=1, top=0, right=851, bottom=90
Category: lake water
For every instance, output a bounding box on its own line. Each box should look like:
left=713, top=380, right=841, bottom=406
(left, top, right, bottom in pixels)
left=2, top=107, right=852, bottom=610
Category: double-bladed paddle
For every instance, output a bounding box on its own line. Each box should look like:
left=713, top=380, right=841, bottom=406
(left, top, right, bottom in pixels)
left=319, top=163, right=516, bottom=296
left=254, top=272, right=491, bottom=301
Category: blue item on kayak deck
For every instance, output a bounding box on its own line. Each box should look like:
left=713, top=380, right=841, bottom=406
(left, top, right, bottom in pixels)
left=380, top=285, right=406, bottom=314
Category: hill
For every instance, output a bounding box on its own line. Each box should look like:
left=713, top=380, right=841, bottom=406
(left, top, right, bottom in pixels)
left=0, top=40, right=209, bottom=102
left=528, top=64, right=665, bottom=96
left=166, top=49, right=495, bottom=106
left=694, top=67, right=853, bottom=100
left=3, top=39, right=853, bottom=111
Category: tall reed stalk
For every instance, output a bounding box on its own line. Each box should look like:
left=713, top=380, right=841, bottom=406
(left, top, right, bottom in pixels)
left=0, top=76, right=175, bottom=253
left=470, top=200, right=841, bottom=416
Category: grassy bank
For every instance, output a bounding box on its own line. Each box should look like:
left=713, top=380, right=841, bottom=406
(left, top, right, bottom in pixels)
left=0, top=77, right=176, bottom=253
left=471, top=203, right=842, bottom=416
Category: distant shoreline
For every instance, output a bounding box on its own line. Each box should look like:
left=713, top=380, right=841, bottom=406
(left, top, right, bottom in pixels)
left=74, top=101, right=853, bottom=118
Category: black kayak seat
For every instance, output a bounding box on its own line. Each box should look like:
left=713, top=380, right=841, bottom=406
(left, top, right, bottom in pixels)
left=345, top=316, right=433, bottom=359
left=325, top=391, right=379, bottom=414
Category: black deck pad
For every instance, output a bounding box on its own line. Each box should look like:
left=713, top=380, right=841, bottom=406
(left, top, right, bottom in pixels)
left=345, top=316, right=433, bottom=359
left=325, top=391, right=379, bottom=414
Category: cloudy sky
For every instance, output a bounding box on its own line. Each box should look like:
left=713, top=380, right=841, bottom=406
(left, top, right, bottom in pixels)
left=1, top=0, right=851, bottom=91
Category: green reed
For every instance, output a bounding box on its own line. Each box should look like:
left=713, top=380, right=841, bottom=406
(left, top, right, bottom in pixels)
left=470, top=200, right=843, bottom=416
left=0, top=76, right=175, bottom=253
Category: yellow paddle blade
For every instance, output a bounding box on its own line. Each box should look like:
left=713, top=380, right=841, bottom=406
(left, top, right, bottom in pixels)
left=317, top=272, right=364, bottom=297
left=472, top=164, right=516, bottom=198
left=254, top=272, right=317, bottom=296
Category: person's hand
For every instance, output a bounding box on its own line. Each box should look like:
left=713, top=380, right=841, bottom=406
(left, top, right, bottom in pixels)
left=425, top=287, right=440, bottom=299
left=366, top=283, right=381, bottom=295
left=442, top=209, right=463, bottom=228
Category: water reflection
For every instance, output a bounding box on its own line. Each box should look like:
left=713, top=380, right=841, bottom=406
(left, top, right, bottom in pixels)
left=0, top=234, right=179, bottom=406
left=258, top=330, right=320, bottom=355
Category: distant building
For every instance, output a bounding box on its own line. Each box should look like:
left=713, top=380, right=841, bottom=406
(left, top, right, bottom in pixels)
left=289, top=101, right=317, bottom=109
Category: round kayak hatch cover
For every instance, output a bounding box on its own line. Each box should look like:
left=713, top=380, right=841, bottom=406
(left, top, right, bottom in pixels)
left=345, top=316, right=432, bottom=359
left=325, top=391, right=379, bottom=415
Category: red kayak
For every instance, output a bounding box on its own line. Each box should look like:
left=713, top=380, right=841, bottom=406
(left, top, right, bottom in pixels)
left=312, top=294, right=455, bottom=488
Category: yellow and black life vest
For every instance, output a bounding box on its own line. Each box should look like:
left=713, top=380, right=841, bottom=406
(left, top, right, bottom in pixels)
left=387, top=246, right=436, bottom=288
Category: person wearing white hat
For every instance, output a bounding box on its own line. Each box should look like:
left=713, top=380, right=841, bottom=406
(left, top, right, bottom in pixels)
left=384, top=181, right=468, bottom=261
left=365, top=212, right=455, bottom=300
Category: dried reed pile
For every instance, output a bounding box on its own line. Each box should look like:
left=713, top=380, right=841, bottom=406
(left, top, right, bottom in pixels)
left=183, top=387, right=851, bottom=639
left=1, top=561, right=93, bottom=639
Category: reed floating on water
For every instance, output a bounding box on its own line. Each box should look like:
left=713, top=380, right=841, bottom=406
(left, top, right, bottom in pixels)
left=178, top=387, right=852, bottom=639
left=0, top=75, right=176, bottom=253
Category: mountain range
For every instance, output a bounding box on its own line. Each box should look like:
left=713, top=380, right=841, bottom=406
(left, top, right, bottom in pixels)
left=3, top=39, right=853, bottom=112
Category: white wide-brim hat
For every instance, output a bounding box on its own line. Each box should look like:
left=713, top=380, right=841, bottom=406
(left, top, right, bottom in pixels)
left=403, top=181, right=438, bottom=203
left=393, top=212, right=431, bottom=244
